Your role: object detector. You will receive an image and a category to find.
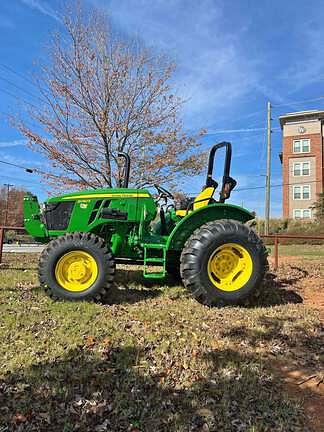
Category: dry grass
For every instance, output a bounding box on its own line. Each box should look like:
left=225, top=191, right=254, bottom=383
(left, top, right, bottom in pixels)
left=0, top=253, right=323, bottom=432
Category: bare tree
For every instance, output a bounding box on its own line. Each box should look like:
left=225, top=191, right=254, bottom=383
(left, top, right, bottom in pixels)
left=14, top=2, right=205, bottom=191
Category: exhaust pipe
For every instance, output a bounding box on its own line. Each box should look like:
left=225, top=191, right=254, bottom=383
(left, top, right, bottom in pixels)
left=117, top=152, right=130, bottom=189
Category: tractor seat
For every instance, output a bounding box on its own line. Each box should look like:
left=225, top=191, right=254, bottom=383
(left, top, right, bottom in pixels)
left=176, top=186, right=216, bottom=217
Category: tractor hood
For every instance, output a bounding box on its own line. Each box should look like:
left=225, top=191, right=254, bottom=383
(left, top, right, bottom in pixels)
left=24, top=188, right=153, bottom=241
left=46, top=188, right=151, bottom=203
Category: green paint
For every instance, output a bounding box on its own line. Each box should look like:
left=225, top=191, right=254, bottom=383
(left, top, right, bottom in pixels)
left=24, top=186, right=254, bottom=278
left=23, top=195, right=48, bottom=242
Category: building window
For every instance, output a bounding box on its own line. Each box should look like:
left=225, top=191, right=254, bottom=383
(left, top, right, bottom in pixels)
left=302, top=162, right=310, bottom=175
left=293, top=139, right=310, bottom=153
left=293, top=209, right=302, bottom=219
left=293, top=184, right=310, bottom=200
left=303, top=209, right=312, bottom=218
left=302, top=185, right=310, bottom=199
left=293, top=209, right=312, bottom=219
left=293, top=186, right=301, bottom=199
left=293, top=161, right=310, bottom=176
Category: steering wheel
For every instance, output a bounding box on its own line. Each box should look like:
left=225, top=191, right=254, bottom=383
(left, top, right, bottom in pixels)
left=154, top=184, right=174, bottom=200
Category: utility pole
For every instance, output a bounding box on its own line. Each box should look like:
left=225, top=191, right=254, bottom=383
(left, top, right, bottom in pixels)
left=264, top=101, right=272, bottom=235
left=4, top=183, right=13, bottom=226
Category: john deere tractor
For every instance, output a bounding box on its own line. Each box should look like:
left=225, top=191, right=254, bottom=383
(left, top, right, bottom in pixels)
left=23, top=142, right=268, bottom=305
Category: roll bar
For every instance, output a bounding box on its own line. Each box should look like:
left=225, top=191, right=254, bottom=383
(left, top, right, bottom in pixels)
left=117, top=152, right=130, bottom=189
left=205, top=141, right=237, bottom=203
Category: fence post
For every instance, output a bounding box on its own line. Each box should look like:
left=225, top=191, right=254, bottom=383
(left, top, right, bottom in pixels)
left=0, top=227, right=4, bottom=264
left=274, top=234, right=279, bottom=271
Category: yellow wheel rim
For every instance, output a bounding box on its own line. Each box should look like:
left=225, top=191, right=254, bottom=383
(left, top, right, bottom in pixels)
left=207, top=243, right=253, bottom=292
left=55, top=250, right=98, bottom=292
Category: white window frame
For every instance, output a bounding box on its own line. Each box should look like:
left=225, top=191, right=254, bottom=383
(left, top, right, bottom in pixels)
left=293, top=185, right=302, bottom=200
left=293, top=140, right=301, bottom=153
left=302, top=209, right=312, bottom=219
left=293, top=161, right=310, bottom=176
left=293, top=209, right=302, bottom=219
left=293, top=162, right=301, bottom=176
left=302, top=161, right=310, bottom=176
left=293, top=139, right=310, bottom=154
left=293, top=208, right=312, bottom=219
left=293, top=184, right=311, bottom=200
left=302, top=184, right=311, bottom=200
left=302, top=139, right=310, bottom=153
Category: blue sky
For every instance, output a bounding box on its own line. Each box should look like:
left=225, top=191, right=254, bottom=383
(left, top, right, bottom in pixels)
left=1, top=0, right=324, bottom=216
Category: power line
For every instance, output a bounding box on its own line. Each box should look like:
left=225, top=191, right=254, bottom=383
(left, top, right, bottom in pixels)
left=0, top=63, right=37, bottom=89
left=232, top=108, right=266, bottom=121
left=0, top=75, right=46, bottom=104
left=0, top=86, right=24, bottom=103
left=272, top=96, right=324, bottom=108
left=0, top=159, right=34, bottom=173
left=186, top=179, right=320, bottom=195
left=204, top=127, right=280, bottom=135
left=0, top=87, right=41, bottom=111
left=0, top=175, right=40, bottom=186
left=202, top=108, right=267, bottom=132
left=204, top=127, right=267, bottom=134
left=236, top=179, right=320, bottom=192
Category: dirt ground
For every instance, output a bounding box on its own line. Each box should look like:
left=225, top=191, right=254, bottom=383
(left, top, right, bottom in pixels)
left=268, top=256, right=324, bottom=432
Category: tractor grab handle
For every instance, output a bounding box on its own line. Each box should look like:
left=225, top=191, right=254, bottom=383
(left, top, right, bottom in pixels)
left=206, top=141, right=236, bottom=203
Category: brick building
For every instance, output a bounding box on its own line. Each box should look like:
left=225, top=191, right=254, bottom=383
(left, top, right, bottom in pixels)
left=279, top=110, right=324, bottom=219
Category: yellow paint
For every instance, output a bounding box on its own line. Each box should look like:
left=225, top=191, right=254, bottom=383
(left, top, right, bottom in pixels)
left=193, top=186, right=215, bottom=210
left=176, top=186, right=215, bottom=217
left=55, top=250, right=98, bottom=292
left=207, top=243, right=253, bottom=292
left=176, top=209, right=187, bottom=217
left=62, top=193, right=150, bottom=200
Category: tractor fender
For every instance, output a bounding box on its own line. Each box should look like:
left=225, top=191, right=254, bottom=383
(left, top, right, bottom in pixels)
left=166, top=203, right=254, bottom=251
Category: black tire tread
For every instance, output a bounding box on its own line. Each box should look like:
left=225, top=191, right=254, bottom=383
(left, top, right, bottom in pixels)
left=180, top=219, right=268, bottom=306
left=39, top=232, right=115, bottom=301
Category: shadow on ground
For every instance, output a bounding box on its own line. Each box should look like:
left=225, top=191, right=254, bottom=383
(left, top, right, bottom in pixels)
left=109, top=267, right=306, bottom=308
left=0, top=343, right=308, bottom=432
left=2, top=257, right=310, bottom=308
left=253, top=270, right=304, bottom=307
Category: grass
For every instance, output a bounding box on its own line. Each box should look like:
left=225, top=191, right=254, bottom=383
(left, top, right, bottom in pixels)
left=0, top=253, right=323, bottom=431
left=267, top=243, right=324, bottom=257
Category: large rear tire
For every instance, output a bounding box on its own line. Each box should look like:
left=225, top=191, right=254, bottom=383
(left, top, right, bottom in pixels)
left=180, top=220, right=268, bottom=306
left=39, top=232, right=115, bottom=301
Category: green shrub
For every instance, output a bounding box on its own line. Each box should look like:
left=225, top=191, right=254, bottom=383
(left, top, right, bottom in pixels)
left=255, top=218, right=324, bottom=245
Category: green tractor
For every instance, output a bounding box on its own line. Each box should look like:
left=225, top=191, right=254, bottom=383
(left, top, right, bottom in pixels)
left=23, top=142, right=268, bottom=305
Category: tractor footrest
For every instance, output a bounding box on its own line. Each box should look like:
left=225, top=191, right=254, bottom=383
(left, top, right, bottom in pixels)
left=143, top=243, right=167, bottom=279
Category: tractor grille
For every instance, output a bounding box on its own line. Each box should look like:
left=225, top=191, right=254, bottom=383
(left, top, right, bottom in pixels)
left=44, top=201, right=75, bottom=230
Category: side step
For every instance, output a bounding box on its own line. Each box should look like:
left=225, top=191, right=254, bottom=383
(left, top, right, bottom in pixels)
left=143, top=243, right=167, bottom=279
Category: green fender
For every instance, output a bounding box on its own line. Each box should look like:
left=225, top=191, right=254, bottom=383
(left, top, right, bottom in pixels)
left=166, top=203, right=254, bottom=251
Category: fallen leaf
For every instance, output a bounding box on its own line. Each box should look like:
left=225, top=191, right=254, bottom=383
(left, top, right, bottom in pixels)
left=12, top=413, right=27, bottom=425
left=84, top=336, right=96, bottom=348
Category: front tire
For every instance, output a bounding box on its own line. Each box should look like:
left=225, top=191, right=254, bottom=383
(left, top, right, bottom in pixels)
left=180, top=220, right=268, bottom=306
left=39, top=232, right=115, bottom=301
